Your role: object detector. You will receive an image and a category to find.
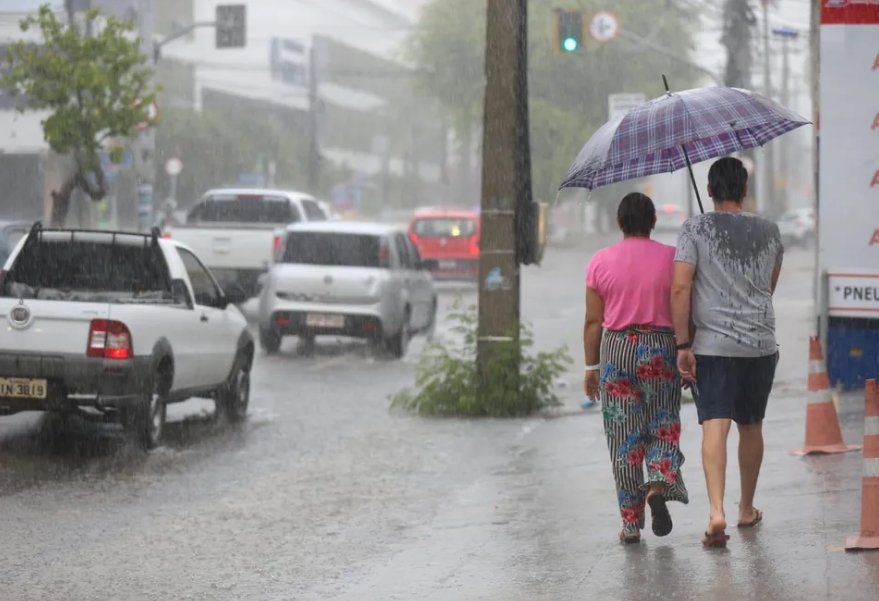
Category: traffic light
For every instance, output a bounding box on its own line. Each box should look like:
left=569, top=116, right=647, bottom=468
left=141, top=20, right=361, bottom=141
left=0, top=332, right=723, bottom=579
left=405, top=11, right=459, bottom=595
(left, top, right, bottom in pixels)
left=554, top=9, right=584, bottom=54
left=216, top=4, right=247, bottom=49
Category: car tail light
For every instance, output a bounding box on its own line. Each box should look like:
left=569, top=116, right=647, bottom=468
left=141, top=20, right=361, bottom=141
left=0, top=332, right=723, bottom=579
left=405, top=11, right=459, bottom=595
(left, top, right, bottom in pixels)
left=273, top=234, right=283, bottom=260
left=796, top=219, right=805, bottom=227
left=87, top=319, right=133, bottom=360
left=469, top=236, right=480, bottom=255
left=162, top=233, right=171, bottom=239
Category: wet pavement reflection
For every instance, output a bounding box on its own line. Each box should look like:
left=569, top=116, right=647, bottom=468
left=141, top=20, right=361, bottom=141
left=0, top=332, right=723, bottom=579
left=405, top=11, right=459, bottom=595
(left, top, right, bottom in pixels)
left=1, top=242, right=877, bottom=600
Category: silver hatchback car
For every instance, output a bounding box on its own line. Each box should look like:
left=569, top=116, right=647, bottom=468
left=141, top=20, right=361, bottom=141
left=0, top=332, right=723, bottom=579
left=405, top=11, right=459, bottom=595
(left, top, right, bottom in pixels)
left=257, top=221, right=438, bottom=358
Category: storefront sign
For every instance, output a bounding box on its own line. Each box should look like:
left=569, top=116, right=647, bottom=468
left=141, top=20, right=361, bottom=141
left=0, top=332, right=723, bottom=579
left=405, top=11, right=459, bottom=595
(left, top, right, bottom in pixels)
left=827, top=270, right=879, bottom=318
left=818, top=1, right=879, bottom=271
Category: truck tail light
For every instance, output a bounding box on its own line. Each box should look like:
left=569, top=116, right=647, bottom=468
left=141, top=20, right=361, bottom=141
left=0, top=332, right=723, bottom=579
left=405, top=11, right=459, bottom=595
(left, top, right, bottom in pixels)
left=87, top=319, right=133, bottom=360
left=409, top=232, right=418, bottom=245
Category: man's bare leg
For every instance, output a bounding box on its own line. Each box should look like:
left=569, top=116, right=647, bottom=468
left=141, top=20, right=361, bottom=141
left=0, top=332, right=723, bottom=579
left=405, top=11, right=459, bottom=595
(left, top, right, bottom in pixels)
left=702, top=418, right=732, bottom=533
left=737, top=422, right=764, bottom=524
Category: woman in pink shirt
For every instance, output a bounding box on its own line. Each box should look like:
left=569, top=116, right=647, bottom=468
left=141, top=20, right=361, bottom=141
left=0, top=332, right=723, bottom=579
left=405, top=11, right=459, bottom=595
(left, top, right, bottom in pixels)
left=583, top=193, right=689, bottom=544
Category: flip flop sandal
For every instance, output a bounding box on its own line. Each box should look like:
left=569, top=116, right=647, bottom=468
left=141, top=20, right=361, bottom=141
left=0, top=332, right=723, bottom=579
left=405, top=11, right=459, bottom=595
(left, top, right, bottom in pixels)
left=737, top=509, right=763, bottom=528
left=619, top=532, right=641, bottom=545
left=647, top=493, right=673, bottom=537
left=702, top=530, right=730, bottom=548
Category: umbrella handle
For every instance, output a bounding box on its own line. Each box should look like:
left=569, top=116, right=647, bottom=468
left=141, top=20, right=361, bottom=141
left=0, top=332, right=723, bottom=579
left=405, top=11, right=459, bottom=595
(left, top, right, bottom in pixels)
left=681, top=144, right=705, bottom=214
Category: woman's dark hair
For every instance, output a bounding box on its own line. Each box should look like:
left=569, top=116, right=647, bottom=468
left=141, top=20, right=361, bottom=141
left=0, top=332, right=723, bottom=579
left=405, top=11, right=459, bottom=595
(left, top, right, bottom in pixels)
left=617, top=192, right=656, bottom=236
left=708, top=157, right=748, bottom=203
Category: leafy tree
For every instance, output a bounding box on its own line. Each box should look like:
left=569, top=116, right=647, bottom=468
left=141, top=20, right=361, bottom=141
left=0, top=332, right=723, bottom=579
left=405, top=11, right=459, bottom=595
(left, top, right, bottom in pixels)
left=407, top=0, right=704, bottom=202
left=1, top=5, right=158, bottom=225
left=155, top=108, right=351, bottom=206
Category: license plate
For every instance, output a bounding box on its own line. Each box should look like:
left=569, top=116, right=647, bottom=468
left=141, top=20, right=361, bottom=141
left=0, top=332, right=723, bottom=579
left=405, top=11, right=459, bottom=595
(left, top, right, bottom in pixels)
left=0, top=377, right=48, bottom=399
left=438, top=260, right=457, bottom=269
left=305, top=313, right=345, bottom=328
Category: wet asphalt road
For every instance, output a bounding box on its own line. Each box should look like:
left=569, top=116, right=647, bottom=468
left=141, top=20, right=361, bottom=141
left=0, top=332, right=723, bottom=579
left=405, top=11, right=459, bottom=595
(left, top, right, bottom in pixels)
left=2, top=234, right=878, bottom=600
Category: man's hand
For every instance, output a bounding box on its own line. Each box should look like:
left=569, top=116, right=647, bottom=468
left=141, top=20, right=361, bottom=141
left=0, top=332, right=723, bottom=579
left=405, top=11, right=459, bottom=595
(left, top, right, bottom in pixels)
left=677, top=349, right=697, bottom=383
left=584, top=369, right=600, bottom=400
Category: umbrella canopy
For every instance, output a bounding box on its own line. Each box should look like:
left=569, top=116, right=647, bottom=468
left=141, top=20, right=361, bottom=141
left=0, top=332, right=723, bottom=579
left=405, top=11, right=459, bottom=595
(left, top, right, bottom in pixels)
left=559, top=86, right=811, bottom=193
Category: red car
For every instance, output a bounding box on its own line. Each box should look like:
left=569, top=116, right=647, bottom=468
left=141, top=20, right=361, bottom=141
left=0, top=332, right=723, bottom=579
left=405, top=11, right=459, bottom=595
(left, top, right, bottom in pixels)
left=408, top=210, right=480, bottom=280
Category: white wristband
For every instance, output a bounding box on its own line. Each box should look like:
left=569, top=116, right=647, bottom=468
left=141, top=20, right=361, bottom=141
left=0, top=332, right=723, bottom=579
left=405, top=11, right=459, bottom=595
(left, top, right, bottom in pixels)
left=585, top=363, right=601, bottom=372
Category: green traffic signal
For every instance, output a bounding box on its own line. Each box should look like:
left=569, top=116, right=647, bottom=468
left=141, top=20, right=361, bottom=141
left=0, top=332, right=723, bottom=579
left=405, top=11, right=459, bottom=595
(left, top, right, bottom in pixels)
left=555, top=10, right=583, bottom=54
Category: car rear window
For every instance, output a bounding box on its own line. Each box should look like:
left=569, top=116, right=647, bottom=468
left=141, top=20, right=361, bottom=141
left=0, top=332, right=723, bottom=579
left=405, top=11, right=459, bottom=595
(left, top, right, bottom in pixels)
left=412, top=218, right=477, bottom=238
left=281, top=232, right=382, bottom=268
left=187, top=195, right=293, bottom=224
left=1, top=240, right=170, bottom=299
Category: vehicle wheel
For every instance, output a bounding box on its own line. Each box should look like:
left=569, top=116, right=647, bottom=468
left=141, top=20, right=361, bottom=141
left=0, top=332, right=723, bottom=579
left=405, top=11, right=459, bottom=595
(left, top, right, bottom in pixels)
left=259, top=326, right=282, bottom=354
left=217, top=351, right=251, bottom=423
left=384, top=308, right=410, bottom=359
left=425, top=298, right=438, bottom=342
left=123, top=369, right=168, bottom=450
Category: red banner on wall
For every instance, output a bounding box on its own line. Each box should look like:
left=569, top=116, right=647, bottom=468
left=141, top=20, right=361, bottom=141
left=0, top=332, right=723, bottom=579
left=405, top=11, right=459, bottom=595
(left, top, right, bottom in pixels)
left=822, top=0, right=879, bottom=25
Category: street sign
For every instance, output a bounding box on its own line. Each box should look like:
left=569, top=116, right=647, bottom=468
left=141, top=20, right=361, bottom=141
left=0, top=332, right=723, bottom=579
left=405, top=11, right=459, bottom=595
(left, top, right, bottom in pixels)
left=216, top=5, right=247, bottom=49
left=607, top=93, right=645, bottom=121
left=134, top=98, right=159, bottom=131
left=827, top=271, right=879, bottom=318
left=589, top=11, right=618, bottom=43
left=772, top=26, right=799, bottom=39
left=165, top=158, right=183, bottom=176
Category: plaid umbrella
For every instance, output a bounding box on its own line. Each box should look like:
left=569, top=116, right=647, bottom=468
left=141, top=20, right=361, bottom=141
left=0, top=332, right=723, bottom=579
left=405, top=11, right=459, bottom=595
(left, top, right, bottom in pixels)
left=559, top=81, right=811, bottom=212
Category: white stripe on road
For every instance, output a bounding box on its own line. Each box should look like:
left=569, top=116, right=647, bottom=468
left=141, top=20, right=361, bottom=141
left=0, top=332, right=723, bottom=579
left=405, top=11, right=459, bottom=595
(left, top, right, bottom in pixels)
left=864, top=415, right=879, bottom=437
left=809, top=360, right=826, bottom=373
left=864, top=457, right=879, bottom=479
left=807, top=389, right=832, bottom=405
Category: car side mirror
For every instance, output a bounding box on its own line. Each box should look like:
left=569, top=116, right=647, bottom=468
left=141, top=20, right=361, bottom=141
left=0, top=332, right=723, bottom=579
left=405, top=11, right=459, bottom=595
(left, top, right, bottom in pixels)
left=418, top=259, right=438, bottom=271
left=171, top=278, right=193, bottom=308
left=223, top=283, right=249, bottom=306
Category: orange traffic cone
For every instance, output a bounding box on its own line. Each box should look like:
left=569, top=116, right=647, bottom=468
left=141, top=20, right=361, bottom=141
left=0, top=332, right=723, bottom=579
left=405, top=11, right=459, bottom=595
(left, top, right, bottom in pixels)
left=791, top=336, right=861, bottom=456
left=846, top=379, right=879, bottom=551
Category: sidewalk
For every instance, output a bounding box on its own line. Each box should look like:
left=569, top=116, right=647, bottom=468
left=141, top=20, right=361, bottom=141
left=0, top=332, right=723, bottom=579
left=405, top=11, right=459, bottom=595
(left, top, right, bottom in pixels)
left=488, top=386, right=879, bottom=601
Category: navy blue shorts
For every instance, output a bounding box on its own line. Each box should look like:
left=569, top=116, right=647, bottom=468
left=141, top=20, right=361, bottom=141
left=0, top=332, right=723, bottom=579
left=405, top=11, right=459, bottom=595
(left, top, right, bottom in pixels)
left=692, top=353, right=779, bottom=425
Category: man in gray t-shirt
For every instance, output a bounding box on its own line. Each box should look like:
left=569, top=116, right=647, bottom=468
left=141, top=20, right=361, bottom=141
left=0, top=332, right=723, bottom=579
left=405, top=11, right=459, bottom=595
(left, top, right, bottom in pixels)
left=670, top=157, right=783, bottom=547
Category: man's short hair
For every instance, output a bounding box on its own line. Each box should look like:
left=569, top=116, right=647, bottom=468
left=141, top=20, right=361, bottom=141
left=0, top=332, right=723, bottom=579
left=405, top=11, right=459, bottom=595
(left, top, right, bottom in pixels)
left=708, top=157, right=748, bottom=203
left=617, top=192, right=656, bottom=236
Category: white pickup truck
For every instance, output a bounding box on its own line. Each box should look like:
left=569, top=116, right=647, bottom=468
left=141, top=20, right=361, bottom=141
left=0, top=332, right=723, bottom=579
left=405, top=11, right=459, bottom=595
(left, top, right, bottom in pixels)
left=0, top=223, right=255, bottom=450
left=162, top=188, right=328, bottom=297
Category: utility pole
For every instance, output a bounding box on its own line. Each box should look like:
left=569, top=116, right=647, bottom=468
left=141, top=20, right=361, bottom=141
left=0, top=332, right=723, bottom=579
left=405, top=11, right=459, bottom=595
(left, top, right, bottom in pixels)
left=720, top=0, right=757, bottom=212
left=772, top=26, right=798, bottom=214
left=760, top=0, right=775, bottom=218
left=476, top=0, right=527, bottom=400
left=136, top=0, right=156, bottom=232
left=307, top=42, right=320, bottom=194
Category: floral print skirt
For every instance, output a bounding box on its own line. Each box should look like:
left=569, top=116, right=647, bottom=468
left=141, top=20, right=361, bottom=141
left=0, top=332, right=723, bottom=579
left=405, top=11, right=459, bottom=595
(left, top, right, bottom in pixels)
left=600, top=324, right=689, bottom=533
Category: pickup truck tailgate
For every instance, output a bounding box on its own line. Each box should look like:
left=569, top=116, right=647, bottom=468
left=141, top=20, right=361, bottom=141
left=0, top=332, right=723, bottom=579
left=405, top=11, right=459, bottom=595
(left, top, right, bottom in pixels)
left=0, top=299, right=109, bottom=355
left=166, top=227, right=277, bottom=270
